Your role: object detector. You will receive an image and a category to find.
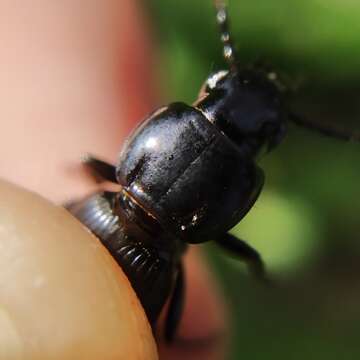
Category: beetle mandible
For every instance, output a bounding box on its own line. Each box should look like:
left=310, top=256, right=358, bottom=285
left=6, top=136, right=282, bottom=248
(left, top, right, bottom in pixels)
left=67, top=0, right=359, bottom=342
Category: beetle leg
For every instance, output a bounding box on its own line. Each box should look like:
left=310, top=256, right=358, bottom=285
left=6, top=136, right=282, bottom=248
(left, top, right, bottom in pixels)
left=290, top=112, right=360, bottom=143
left=82, top=154, right=118, bottom=183
left=216, top=233, right=268, bottom=282
left=164, top=262, right=185, bottom=343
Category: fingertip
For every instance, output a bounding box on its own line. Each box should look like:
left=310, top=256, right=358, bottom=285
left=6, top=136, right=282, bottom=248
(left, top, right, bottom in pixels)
left=0, top=179, right=158, bottom=360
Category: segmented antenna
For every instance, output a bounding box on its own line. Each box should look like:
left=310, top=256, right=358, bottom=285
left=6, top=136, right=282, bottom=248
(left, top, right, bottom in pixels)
left=214, top=0, right=238, bottom=71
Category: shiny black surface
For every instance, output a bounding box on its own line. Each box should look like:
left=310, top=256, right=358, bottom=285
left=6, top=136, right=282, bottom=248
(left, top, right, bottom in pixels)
left=68, top=190, right=182, bottom=324
left=68, top=70, right=277, bottom=335
left=117, top=102, right=265, bottom=243
left=197, top=69, right=287, bottom=155
left=67, top=2, right=291, bottom=341
left=67, top=1, right=360, bottom=343
left=67, top=67, right=284, bottom=339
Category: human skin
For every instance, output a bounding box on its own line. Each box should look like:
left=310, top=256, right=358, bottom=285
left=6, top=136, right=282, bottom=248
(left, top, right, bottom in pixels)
left=0, top=0, right=227, bottom=359
left=0, top=179, right=158, bottom=360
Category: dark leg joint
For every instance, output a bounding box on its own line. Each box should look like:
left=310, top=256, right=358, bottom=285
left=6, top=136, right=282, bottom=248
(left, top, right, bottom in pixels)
left=216, top=233, right=268, bottom=283
left=164, top=263, right=185, bottom=343
left=82, top=154, right=118, bottom=184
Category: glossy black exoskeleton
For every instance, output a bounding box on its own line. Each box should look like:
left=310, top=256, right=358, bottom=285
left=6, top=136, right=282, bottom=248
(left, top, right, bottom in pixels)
left=67, top=0, right=360, bottom=342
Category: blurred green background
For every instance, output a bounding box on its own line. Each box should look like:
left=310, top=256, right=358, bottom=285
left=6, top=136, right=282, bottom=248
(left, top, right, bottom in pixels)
left=146, top=1, right=360, bottom=359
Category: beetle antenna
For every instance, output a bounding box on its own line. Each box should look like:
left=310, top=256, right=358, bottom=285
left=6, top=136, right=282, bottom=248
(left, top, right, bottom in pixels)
left=214, top=0, right=238, bottom=71
left=290, top=113, right=360, bottom=143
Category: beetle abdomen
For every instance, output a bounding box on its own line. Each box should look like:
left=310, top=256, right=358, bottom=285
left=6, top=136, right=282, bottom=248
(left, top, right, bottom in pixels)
left=67, top=191, right=175, bottom=323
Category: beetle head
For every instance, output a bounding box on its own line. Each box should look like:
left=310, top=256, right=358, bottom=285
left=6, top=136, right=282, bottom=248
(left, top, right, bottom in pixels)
left=202, top=2, right=288, bottom=156
left=195, top=68, right=287, bottom=157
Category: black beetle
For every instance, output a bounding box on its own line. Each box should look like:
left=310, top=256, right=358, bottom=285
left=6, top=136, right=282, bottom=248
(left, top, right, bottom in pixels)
left=67, top=0, right=359, bottom=342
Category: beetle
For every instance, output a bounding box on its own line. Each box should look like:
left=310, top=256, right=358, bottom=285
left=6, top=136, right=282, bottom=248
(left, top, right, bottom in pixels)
left=67, top=0, right=359, bottom=342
